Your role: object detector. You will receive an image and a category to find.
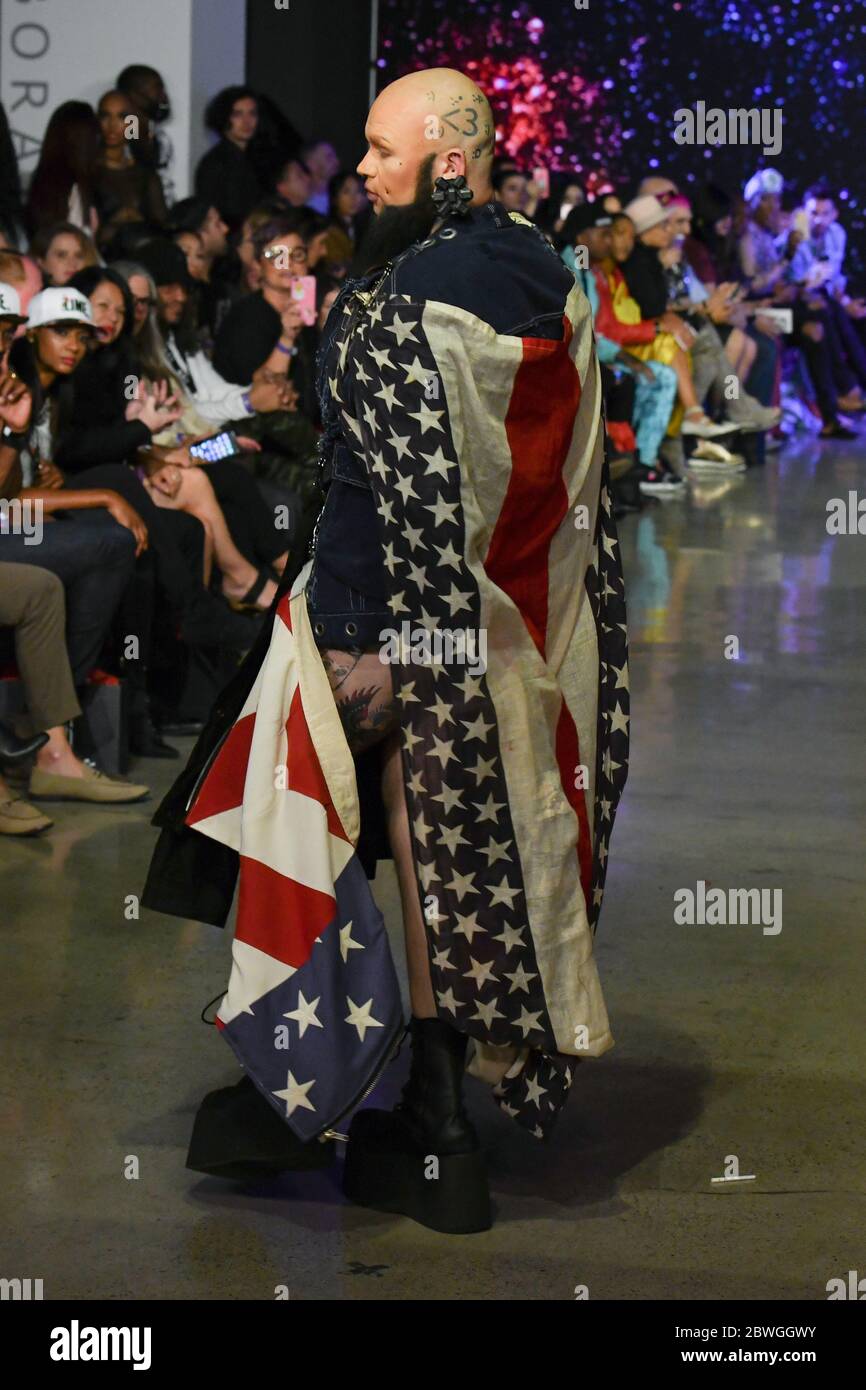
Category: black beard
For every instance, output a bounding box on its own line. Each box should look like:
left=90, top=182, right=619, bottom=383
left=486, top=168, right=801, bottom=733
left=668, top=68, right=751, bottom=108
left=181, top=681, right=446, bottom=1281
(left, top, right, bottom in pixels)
left=352, top=154, right=437, bottom=276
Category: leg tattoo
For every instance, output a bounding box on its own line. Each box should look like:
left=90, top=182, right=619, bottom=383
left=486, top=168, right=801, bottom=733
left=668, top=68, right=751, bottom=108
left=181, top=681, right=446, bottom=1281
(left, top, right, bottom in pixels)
left=319, top=647, right=400, bottom=754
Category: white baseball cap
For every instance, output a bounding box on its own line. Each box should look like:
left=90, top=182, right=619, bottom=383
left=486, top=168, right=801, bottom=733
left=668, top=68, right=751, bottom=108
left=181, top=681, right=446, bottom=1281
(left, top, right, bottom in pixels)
left=743, top=168, right=784, bottom=204
left=624, top=194, right=671, bottom=236
left=0, top=281, right=26, bottom=324
left=27, top=287, right=94, bottom=329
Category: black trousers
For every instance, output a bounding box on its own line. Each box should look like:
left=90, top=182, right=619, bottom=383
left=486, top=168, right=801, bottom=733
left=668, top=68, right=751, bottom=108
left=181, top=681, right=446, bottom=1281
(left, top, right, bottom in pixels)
left=0, top=511, right=135, bottom=683
left=819, top=294, right=866, bottom=392
left=791, top=304, right=839, bottom=425
left=63, top=465, right=205, bottom=614
left=206, top=459, right=288, bottom=569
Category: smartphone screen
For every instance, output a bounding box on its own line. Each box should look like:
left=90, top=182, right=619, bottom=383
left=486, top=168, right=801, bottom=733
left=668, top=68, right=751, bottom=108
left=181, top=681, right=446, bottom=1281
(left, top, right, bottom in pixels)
left=291, top=275, right=318, bottom=327
left=188, top=430, right=241, bottom=463
left=533, top=167, right=550, bottom=200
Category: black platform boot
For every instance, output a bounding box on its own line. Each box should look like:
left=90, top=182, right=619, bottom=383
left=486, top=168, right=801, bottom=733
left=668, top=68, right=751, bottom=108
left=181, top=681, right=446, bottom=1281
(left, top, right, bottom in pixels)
left=343, top=1016, right=492, bottom=1233
left=186, top=1075, right=336, bottom=1180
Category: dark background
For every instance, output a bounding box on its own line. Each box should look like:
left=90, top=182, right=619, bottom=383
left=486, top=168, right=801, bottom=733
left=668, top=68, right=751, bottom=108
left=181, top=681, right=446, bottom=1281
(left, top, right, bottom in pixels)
left=247, top=0, right=374, bottom=167
left=247, top=0, right=866, bottom=276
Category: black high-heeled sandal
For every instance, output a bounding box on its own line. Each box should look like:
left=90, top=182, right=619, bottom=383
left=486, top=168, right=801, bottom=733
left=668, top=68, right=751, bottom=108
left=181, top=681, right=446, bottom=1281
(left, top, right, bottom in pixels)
left=226, top=569, right=274, bottom=613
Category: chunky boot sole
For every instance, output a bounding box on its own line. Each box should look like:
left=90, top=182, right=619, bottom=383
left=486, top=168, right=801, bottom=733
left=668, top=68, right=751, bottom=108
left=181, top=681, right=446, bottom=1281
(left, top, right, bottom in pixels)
left=186, top=1075, right=337, bottom=1179
left=343, top=1110, right=492, bottom=1234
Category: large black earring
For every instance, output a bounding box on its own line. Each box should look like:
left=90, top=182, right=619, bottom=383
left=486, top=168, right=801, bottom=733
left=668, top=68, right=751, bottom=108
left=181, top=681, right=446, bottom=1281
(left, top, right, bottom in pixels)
left=431, top=174, right=473, bottom=218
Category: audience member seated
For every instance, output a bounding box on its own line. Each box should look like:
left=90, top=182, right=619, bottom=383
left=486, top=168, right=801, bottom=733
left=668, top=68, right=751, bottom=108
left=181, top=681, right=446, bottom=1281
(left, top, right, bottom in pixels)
left=560, top=204, right=679, bottom=495
left=166, top=197, right=233, bottom=342
left=301, top=141, right=340, bottom=215
left=292, top=208, right=331, bottom=277
left=25, top=271, right=262, bottom=748
left=274, top=157, right=313, bottom=209
left=94, top=90, right=167, bottom=250
left=195, top=87, right=266, bottom=233
left=25, top=101, right=100, bottom=239
left=0, top=561, right=149, bottom=828
left=116, top=64, right=176, bottom=207
left=622, top=194, right=779, bottom=439
left=0, top=250, right=42, bottom=317
left=738, top=171, right=860, bottom=438
left=30, top=223, right=97, bottom=287
left=62, top=256, right=290, bottom=613
left=493, top=167, right=529, bottom=214
left=0, top=286, right=150, bottom=794
left=324, top=170, right=370, bottom=273
left=212, top=214, right=318, bottom=420
left=235, top=199, right=287, bottom=292
left=607, top=206, right=734, bottom=443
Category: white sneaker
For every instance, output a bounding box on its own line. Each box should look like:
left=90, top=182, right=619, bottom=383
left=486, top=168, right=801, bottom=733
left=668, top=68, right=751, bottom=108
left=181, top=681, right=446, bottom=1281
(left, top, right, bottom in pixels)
left=733, top=405, right=782, bottom=434
left=681, top=413, right=741, bottom=438
left=687, top=457, right=747, bottom=475
left=687, top=440, right=747, bottom=473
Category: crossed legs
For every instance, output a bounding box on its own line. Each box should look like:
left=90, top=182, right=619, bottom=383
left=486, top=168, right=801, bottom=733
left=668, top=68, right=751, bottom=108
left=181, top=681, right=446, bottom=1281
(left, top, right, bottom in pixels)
left=319, top=647, right=436, bottom=1017
left=145, top=467, right=279, bottom=610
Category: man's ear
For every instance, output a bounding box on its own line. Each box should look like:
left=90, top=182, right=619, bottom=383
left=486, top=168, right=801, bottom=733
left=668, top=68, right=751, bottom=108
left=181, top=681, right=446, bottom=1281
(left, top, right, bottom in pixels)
left=439, top=147, right=467, bottom=179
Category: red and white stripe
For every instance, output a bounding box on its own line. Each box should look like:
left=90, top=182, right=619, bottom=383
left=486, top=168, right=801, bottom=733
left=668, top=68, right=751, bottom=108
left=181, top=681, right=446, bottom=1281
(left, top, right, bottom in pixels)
left=186, top=565, right=361, bottom=1027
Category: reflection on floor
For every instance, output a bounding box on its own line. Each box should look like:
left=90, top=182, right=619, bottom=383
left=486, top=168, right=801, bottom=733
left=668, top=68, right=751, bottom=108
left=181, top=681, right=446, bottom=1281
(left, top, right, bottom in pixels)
left=1, top=437, right=864, bottom=1299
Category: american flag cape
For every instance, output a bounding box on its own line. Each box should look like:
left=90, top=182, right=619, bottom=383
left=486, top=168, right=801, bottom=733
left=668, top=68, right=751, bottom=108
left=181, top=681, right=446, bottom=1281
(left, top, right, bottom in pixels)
left=185, top=275, right=629, bottom=1141
left=185, top=571, right=405, bottom=1141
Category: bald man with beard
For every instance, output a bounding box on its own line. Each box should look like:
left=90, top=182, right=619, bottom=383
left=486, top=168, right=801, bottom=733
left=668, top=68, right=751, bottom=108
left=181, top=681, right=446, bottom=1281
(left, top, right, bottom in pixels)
left=145, top=68, right=629, bottom=1235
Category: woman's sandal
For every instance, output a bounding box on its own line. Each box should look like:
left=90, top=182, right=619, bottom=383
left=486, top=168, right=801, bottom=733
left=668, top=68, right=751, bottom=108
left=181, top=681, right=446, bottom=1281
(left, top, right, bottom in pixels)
left=226, top=570, right=274, bottom=613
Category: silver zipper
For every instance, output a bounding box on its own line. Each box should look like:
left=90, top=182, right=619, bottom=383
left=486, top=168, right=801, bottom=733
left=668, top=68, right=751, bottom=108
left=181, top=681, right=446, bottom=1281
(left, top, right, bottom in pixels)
left=318, top=1021, right=408, bottom=1143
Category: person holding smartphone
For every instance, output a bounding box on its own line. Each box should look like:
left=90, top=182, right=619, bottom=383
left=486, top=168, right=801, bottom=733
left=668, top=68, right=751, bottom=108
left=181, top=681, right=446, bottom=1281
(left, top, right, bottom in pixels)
left=212, top=212, right=318, bottom=421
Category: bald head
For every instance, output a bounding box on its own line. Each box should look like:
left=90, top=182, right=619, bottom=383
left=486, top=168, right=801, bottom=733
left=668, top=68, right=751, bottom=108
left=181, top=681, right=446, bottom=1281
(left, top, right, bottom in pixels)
left=638, top=175, right=678, bottom=201
left=357, top=67, right=495, bottom=213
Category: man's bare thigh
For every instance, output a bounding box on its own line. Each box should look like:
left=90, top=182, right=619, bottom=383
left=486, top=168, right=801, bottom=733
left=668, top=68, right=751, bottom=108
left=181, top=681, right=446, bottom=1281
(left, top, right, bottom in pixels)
left=319, top=646, right=400, bottom=754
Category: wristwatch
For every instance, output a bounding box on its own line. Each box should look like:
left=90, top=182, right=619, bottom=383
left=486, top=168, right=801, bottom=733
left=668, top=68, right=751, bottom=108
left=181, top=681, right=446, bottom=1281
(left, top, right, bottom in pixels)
left=1, top=424, right=27, bottom=449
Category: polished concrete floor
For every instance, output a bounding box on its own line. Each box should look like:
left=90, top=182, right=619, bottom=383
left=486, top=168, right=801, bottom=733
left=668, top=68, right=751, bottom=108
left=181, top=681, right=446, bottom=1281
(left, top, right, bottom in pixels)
left=1, top=435, right=864, bottom=1301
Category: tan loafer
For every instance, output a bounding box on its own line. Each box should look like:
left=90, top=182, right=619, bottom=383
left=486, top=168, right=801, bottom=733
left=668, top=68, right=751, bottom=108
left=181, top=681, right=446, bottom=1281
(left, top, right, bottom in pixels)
left=29, top=762, right=149, bottom=804
left=0, top=797, right=53, bottom=835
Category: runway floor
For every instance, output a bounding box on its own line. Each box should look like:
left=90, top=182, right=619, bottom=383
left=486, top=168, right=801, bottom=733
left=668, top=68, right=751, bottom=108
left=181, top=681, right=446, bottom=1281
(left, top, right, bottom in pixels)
left=1, top=434, right=864, bottom=1300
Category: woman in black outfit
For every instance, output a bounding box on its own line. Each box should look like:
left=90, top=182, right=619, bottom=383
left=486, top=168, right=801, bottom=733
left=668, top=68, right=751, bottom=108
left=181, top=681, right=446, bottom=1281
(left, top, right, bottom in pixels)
left=41, top=268, right=262, bottom=750
left=62, top=265, right=287, bottom=582
left=25, top=100, right=100, bottom=238
left=93, top=91, right=167, bottom=251
left=212, top=212, right=318, bottom=420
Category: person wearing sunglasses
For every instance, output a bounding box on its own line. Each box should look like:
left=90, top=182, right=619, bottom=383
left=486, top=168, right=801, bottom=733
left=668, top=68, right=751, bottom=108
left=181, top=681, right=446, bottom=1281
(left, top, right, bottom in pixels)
left=212, top=212, right=318, bottom=420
